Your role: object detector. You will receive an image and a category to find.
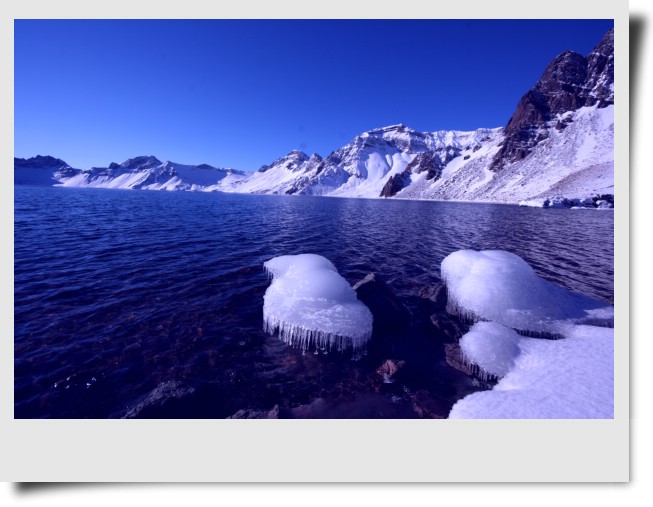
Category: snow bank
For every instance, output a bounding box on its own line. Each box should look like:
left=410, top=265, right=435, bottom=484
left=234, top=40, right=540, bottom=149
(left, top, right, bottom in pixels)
left=459, top=322, right=522, bottom=381
left=440, top=249, right=612, bottom=336
left=263, top=254, right=373, bottom=352
left=518, top=199, right=546, bottom=207
left=449, top=324, right=613, bottom=418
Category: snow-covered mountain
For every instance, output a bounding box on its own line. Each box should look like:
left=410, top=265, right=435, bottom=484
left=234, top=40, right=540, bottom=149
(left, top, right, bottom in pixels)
left=216, top=125, right=504, bottom=199
left=14, top=155, right=73, bottom=186
left=15, top=155, right=244, bottom=191
left=15, top=29, right=613, bottom=207
left=218, top=150, right=324, bottom=195
left=219, top=29, right=613, bottom=204
left=493, top=27, right=613, bottom=170
left=395, top=103, right=613, bottom=204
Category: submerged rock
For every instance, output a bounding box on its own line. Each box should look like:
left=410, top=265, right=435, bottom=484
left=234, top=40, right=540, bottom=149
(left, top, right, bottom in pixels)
left=428, top=311, right=466, bottom=341
left=288, top=398, right=329, bottom=418
left=409, top=389, right=447, bottom=419
left=227, top=404, right=280, bottom=419
left=288, top=393, right=418, bottom=418
left=419, top=282, right=448, bottom=308
left=122, top=381, right=195, bottom=418
left=376, top=359, right=406, bottom=383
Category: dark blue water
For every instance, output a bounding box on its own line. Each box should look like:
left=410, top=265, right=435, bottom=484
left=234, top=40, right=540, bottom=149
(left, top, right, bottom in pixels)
left=14, top=186, right=614, bottom=418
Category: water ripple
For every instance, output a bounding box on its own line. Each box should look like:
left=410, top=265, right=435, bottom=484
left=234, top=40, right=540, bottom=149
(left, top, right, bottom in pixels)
left=14, top=187, right=613, bottom=418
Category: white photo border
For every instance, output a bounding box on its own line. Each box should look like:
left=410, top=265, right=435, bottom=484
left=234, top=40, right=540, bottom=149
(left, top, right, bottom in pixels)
left=0, top=0, right=629, bottom=482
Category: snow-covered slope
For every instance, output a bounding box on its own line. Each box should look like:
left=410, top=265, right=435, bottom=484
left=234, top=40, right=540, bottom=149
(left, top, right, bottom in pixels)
left=397, top=105, right=613, bottom=203
left=213, top=124, right=504, bottom=199
left=14, top=155, right=73, bottom=186
left=216, top=150, right=323, bottom=195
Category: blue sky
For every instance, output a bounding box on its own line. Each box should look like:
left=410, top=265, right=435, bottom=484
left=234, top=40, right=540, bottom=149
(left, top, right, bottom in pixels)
left=14, top=19, right=613, bottom=172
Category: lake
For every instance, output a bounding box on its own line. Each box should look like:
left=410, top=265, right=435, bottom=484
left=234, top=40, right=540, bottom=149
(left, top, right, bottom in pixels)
left=14, top=186, right=614, bottom=418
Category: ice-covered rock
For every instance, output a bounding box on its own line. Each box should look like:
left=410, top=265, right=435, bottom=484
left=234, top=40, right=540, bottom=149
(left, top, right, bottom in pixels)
left=263, top=254, right=373, bottom=352
left=440, top=249, right=612, bottom=336
left=459, top=322, right=522, bottom=381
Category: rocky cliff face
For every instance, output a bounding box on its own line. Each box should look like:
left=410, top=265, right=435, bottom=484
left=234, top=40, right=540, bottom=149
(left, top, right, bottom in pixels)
left=491, top=29, right=614, bottom=170
left=380, top=152, right=443, bottom=197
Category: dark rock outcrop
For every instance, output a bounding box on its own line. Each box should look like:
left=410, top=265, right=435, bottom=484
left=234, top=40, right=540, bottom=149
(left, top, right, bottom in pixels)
left=429, top=313, right=466, bottom=341
left=353, top=273, right=411, bottom=336
left=492, top=29, right=613, bottom=170
left=380, top=152, right=443, bottom=197
left=405, top=152, right=442, bottom=180
left=380, top=168, right=412, bottom=197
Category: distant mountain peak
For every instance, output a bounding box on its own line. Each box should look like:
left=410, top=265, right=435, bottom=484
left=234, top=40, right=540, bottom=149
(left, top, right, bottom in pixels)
left=258, top=150, right=310, bottom=173
left=120, top=155, right=162, bottom=170
left=286, top=149, right=309, bottom=157
left=365, top=123, right=415, bottom=135
left=14, top=155, right=69, bottom=168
